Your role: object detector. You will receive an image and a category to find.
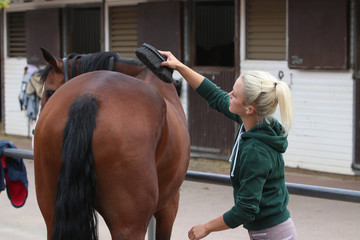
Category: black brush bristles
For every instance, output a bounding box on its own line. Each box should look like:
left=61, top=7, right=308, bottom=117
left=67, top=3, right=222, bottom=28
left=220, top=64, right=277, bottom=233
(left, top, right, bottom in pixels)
left=135, top=43, right=173, bottom=83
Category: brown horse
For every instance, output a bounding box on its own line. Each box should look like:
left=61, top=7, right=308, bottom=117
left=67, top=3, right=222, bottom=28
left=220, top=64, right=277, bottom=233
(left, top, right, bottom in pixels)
left=33, top=49, right=190, bottom=239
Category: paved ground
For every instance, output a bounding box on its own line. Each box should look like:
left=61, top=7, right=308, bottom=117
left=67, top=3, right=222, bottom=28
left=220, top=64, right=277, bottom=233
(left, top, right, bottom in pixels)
left=1, top=135, right=360, bottom=239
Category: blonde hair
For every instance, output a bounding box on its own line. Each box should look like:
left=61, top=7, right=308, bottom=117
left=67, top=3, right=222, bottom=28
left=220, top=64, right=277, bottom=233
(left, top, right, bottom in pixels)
left=240, top=70, right=293, bottom=134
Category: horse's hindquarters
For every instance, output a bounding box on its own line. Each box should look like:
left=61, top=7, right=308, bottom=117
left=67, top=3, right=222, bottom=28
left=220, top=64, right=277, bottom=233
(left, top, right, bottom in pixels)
left=34, top=71, right=168, bottom=239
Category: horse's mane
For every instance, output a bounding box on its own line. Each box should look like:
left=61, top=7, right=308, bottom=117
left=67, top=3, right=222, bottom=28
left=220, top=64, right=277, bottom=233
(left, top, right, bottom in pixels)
left=40, top=52, right=144, bottom=82
left=75, top=52, right=145, bottom=75
left=79, top=52, right=120, bottom=73
left=39, top=51, right=184, bottom=96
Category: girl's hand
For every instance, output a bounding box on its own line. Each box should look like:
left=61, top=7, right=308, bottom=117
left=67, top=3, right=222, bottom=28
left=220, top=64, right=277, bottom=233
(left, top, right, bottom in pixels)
left=159, top=51, right=183, bottom=70
left=159, top=50, right=205, bottom=89
left=188, top=224, right=209, bottom=240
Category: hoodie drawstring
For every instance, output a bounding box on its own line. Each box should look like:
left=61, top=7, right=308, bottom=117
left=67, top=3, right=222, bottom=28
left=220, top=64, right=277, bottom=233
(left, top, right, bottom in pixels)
left=229, top=124, right=244, bottom=177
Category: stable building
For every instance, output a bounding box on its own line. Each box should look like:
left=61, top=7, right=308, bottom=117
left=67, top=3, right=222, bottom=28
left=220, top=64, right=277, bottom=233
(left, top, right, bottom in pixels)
left=1, top=0, right=360, bottom=175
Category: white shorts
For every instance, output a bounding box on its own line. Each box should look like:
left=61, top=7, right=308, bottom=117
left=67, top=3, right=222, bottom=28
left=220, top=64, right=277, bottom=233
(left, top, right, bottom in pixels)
left=248, top=218, right=297, bottom=240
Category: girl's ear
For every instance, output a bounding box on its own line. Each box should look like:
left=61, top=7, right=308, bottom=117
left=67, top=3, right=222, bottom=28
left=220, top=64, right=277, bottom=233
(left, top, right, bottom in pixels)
left=246, top=105, right=256, bottom=115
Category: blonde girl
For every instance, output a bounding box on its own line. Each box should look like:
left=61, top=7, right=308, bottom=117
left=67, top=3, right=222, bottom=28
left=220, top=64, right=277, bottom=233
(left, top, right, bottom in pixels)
left=160, top=50, right=297, bottom=240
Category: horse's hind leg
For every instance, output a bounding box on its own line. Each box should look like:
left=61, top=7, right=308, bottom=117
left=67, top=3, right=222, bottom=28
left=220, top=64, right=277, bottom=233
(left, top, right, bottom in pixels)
left=96, top=184, right=157, bottom=239
left=94, top=153, right=159, bottom=240
left=154, top=191, right=180, bottom=240
left=96, top=177, right=158, bottom=239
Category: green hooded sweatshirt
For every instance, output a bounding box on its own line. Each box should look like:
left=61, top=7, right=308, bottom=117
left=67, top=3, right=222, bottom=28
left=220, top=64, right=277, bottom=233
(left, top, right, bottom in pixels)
left=195, top=78, right=290, bottom=231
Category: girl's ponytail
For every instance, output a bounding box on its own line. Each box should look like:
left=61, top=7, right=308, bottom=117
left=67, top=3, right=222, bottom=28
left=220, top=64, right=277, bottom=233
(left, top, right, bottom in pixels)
left=275, top=81, right=293, bottom=134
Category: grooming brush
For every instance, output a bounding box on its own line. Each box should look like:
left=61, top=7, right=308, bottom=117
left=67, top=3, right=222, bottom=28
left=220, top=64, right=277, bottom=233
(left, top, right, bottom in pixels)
left=135, top=43, right=173, bottom=83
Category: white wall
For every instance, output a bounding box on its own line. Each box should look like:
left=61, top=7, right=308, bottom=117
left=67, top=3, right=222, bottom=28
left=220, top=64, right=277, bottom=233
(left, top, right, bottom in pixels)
left=241, top=60, right=354, bottom=175
left=4, top=58, right=35, bottom=137
left=238, top=0, right=355, bottom=175
left=286, top=70, right=353, bottom=175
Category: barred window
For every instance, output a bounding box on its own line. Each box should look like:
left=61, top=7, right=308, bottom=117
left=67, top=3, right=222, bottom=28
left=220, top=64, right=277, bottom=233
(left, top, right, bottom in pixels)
left=109, top=6, right=138, bottom=58
left=246, top=0, right=286, bottom=60
left=195, top=0, right=235, bottom=67
left=7, top=12, right=26, bottom=57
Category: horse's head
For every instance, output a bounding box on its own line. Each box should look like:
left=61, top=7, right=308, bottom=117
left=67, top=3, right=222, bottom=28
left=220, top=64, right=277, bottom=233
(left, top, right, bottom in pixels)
left=40, top=47, right=68, bottom=110
left=40, top=48, right=124, bottom=110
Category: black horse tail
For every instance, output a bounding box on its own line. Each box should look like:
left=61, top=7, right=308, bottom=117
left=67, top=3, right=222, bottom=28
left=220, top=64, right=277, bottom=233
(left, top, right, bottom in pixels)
left=52, top=95, right=98, bottom=240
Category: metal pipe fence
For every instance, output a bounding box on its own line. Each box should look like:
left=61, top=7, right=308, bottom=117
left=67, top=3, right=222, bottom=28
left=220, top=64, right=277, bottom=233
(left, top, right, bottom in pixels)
left=186, top=170, right=360, bottom=203
left=3, top=148, right=360, bottom=240
left=3, top=148, right=33, bottom=159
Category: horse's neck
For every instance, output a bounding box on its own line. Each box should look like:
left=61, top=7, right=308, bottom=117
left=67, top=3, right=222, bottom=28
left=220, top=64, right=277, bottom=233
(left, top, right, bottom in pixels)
left=64, top=58, right=81, bottom=80
left=157, top=83, right=186, bottom=121
left=67, top=57, right=144, bottom=79
left=139, top=71, right=182, bottom=107
left=113, top=60, right=145, bottom=77
left=113, top=62, right=182, bottom=106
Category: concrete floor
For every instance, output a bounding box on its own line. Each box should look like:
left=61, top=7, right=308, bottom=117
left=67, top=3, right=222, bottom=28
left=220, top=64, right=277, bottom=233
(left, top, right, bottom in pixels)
left=1, top=159, right=360, bottom=240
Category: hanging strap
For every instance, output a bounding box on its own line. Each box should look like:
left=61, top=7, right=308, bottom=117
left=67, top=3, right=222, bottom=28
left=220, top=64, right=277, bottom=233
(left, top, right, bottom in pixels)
left=62, top=57, right=69, bottom=83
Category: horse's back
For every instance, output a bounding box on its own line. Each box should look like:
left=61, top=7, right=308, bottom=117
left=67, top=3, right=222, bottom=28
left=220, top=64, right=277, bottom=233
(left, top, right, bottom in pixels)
left=37, top=70, right=167, bottom=157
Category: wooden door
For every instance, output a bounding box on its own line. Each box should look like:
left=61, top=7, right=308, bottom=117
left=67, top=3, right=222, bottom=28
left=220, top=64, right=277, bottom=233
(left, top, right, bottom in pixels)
left=188, top=0, right=239, bottom=159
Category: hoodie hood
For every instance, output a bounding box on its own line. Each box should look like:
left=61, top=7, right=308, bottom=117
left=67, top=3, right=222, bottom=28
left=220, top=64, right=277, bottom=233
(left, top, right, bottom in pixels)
left=241, top=119, right=288, bottom=153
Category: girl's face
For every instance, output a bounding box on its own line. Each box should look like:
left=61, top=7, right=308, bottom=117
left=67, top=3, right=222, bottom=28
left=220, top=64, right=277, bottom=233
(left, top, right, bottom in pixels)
left=228, top=77, right=248, bottom=116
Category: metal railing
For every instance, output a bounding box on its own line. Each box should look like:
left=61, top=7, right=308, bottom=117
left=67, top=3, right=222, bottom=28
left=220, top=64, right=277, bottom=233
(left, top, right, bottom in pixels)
left=3, top=148, right=360, bottom=240
left=186, top=170, right=360, bottom=203
left=3, top=148, right=33, bottom=159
